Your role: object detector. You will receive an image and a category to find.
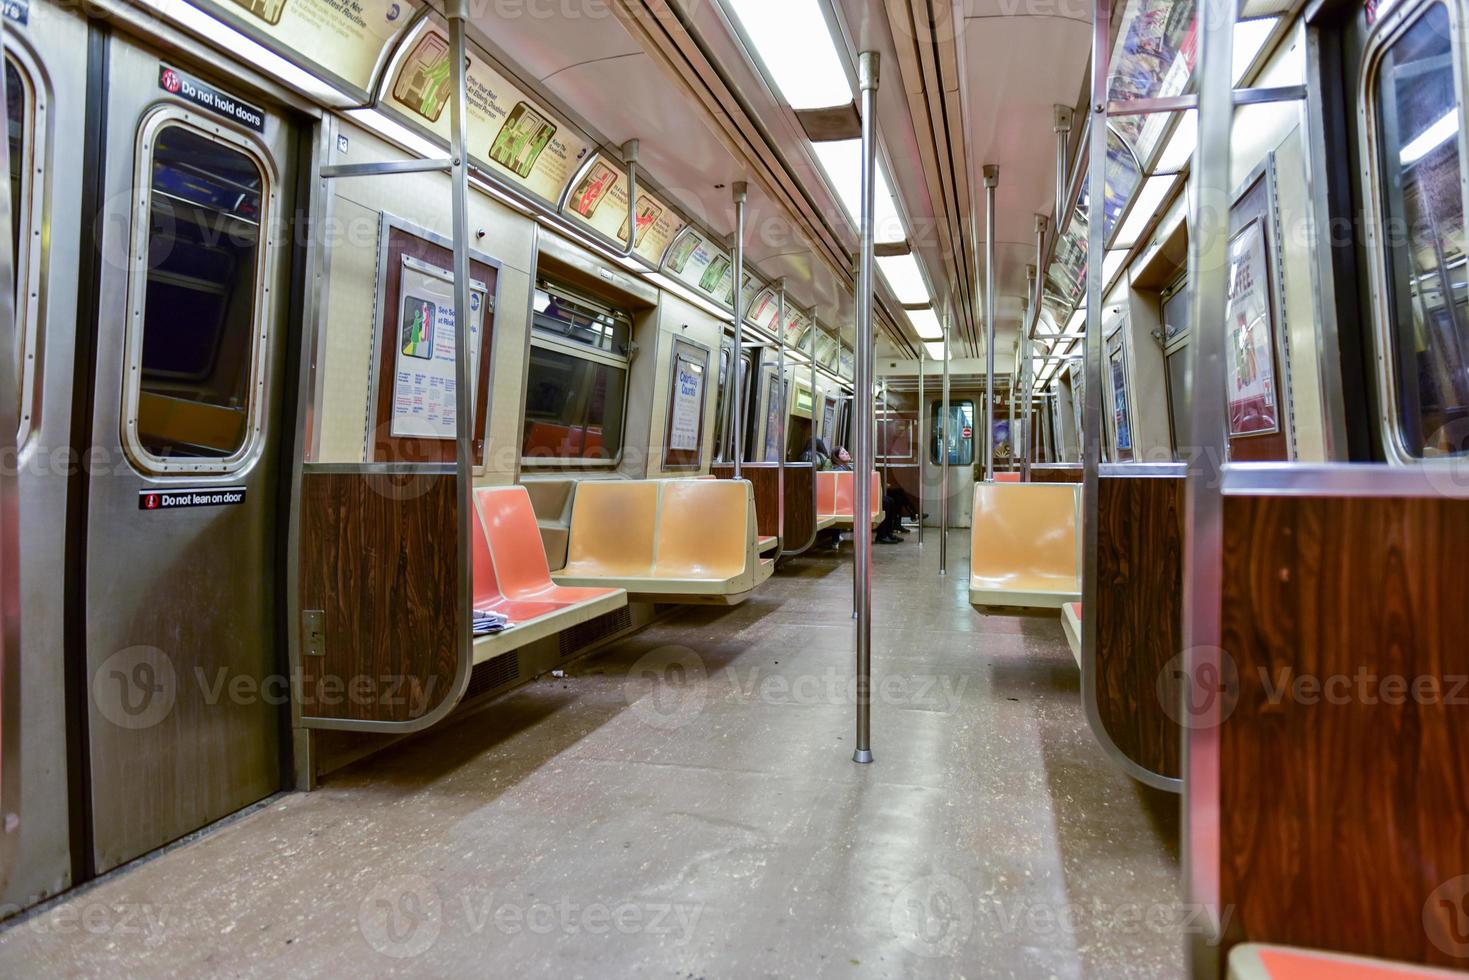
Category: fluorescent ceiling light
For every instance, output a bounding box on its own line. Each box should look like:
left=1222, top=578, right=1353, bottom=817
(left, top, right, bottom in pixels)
left=810, top=140, right=906, bottom=243
left=1401, top=109, right=1459, bottom=166
left=1154, top=110, right=1197, bottom=174
left=877, top=253, right=931, bottom=304
left=1102, top=250, right=1128, bottom=286
left=1234, top=19, right=1277, bottom=84
left=1113, top=174, right=1178, bottom=250
left=923, top=342, right=949, bottom=360
left=723, top=0, right=852, bottom=110
left=906, top=307, right=944, bottom=340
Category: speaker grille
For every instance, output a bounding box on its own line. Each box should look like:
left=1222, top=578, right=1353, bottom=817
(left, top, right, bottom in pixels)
left=558, top=607, right=632, bottom=659
left=464, top=651, right=521, bottom=702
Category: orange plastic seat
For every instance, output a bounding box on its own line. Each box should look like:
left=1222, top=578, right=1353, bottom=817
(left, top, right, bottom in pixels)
left=555, top=479, right=774, bottom=603
left=993, top=472, right=1021, bottom=483
left=470, top=485, right=627, bottom=663
left=1228, top=945, right=1464, bottom=980
left=818, top=471, right=883, bottom=529
left=815, top=472, right=838, bottom=531
left=969, top=482, right=1081, bottom=608
left=1062, top=601, right=1082, bottom=665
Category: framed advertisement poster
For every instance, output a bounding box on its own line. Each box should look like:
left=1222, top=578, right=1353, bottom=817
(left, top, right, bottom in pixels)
left=1106, top=329, right=1135, bottom=462
left=1225, top=218, right=1279, bottom=437
left=1223, top=158, right=1292, bottom=460
left=369, top=217, right=500, bottom=464
left=664, top=338, right=710, bottom=469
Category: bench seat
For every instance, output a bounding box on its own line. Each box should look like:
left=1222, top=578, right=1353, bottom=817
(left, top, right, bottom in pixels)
left=472, top=485, right=627, bottom=664
left=1062, top=602, right=1081, bottom=666
left=758, top=534, right=779, bottom=555
left=969, top=482, right=1081, bottom=609
left=1228, top=944, right=1464, bottom=979
left=555, top=479, right=774, bottom=604
left=816, top=470, right=883, bottom=529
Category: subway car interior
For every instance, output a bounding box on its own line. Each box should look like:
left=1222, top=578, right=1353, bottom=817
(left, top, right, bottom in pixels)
left=0, top=0, right=1465, bottom=974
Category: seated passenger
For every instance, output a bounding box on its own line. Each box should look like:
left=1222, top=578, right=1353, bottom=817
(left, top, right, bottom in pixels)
left=875, top=482, right=904, bottom=545
left=832, top=446, right=853, bottom=471
left=800, top=437, right=833, bottom=470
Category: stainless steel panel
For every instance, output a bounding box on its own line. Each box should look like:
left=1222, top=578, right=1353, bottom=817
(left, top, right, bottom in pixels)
left=84, top=40, right=296, bottom=872
left=4, top=1, right=91, bottom=913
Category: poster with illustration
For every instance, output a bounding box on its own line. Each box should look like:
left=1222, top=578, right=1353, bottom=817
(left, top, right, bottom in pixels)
left=1108, top=342, right=1134, bottom=454
left=698, top=255, right=731, bottom=296
left=391, top=256, right=487, bottom=440
left=570, top=161, right=618, bottom=219
left=664, top=232, right=700, bottom=275
left=208, top=0, right=415, bottom=90
left=489, top=102, right=556, bottom=179
left=392, top=31, right=453, bottom=121
left=385, top=23, right=590, bottom=201
left=225, top=0, right=287, bottom=25
left=1225, top=220, right=1278, bottom=436
left=618, top=195, right=664, bottom=248
left=399, top=295, right=435, bottom=360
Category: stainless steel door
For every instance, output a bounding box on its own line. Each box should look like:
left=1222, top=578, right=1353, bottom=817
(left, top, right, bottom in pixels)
left=84, top=40, right=296, bottom=872
left=3, top=0, right=91, bottom=909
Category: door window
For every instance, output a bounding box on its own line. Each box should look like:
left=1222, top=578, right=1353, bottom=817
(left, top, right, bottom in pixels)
left=1366, top=0, right=1469, bottom=457
left=123, top=117, right=272, bottom=472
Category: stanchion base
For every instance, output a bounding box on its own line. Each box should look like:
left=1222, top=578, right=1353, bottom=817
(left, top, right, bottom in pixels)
left=852, top=749, right=874, bottom=764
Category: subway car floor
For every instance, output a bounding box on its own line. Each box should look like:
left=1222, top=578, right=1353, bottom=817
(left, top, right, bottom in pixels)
left=0, top=530, right=1180, bottom=978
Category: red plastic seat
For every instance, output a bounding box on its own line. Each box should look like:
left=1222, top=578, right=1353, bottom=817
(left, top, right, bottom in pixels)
left=470, top=485, right=627, bottom=662
left=1228, top=944, right=1463, bottom=980
left=993, top=472, right=1021, bottom=483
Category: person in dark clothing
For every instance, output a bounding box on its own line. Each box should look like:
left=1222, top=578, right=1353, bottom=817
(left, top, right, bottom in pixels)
left=800, top=438, right=833, bottom=470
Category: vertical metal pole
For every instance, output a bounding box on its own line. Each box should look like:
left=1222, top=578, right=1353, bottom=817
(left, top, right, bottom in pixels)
left=1023, top=239, right=1041, bottom=480
left=620, top=140, right=640, bottom=258
left=776, top=282, right=787, bottom=545
left=939, top=305, right=950, bottom=575
left=447, top=0, right=474, bottom=753
left=1182, top=0, right=1235, bottom=970
left=1053, top=106, right=1073, bottom=224
left=853, top=50, right=878, bottom=766
left=983, top=165, right=998, bottom=482
left=917, top=349, right=925, bottom=545
left=731, top=182, right=747, bottom=478
left=0, top=9, right=21, bottom=887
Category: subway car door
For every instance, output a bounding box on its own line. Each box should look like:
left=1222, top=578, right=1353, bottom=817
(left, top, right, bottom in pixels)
left=81, top=41, right=296, bottom=872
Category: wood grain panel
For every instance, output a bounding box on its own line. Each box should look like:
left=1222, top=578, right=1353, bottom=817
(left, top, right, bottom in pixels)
left=1095, top=475, right=1184, bottom=780
left=1029, top=466, right=1083, bottom=483
left=298, top=470, right=459, bottom=723
left=711, top=462, right=817, bottom=553
left=782, top=463, right=816, bottom=553
left=1218, top=494, right=1469, bottom=966
left=711, top=462, right=778, bottom=537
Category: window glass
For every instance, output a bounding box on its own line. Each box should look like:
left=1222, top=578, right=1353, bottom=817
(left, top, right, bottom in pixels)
left=1167, top=347, right=1191, bottom=453
left=532, top=285, right=630, bottom=356
left=930, top=399, right=975, bottom=466
left=1372, top=1, right=1469, bottom=456
left=521, top=344, right=626, bottom=460
left=8, top=57, right=28, bottom=430
left=6, top=59, right=22, bottom=277
left=1162, top=276, right=1191, bottom=343
left=135, top=124, right=265, bottom=461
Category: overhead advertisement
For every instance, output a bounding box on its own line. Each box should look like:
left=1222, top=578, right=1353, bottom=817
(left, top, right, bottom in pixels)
left=746, top=288, right=780, bottom=330
left=390, top=255, right=487, bottom=440
left=386, top=21, right=591, bottom=202
left=665, top=232, right=737, bottom=307
left=563, top=155, right=685, bottom=264
left=194, top=0, right=418, bottom=95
